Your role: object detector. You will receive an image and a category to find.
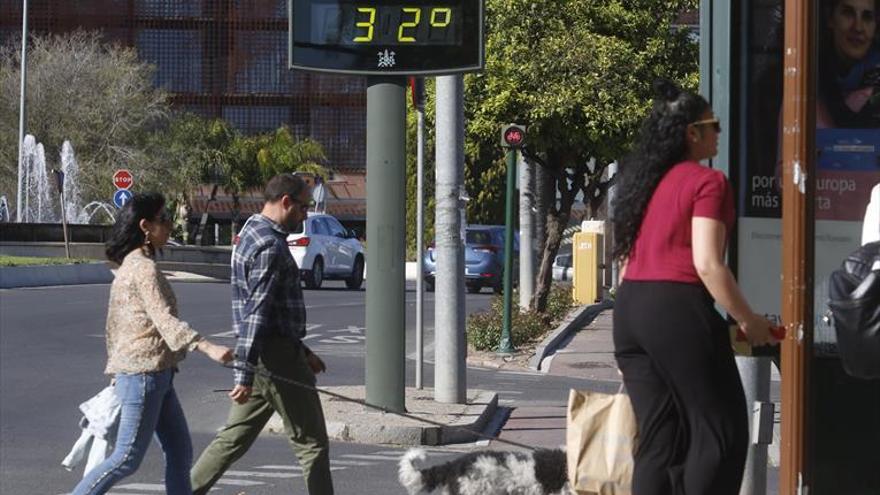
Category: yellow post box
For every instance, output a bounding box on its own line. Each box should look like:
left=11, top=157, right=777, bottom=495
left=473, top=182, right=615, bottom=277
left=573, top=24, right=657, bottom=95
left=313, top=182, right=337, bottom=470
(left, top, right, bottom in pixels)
left=572, top=230, right=603, bottom=304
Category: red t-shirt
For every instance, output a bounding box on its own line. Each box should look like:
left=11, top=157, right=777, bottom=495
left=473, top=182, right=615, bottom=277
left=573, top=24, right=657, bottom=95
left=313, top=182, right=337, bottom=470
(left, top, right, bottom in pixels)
left=623, top=161, right=735, bottom=285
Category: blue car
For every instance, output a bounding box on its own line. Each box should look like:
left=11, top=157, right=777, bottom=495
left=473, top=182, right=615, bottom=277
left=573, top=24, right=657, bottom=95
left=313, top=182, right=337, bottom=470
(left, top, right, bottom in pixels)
left=423, top=225, right=519, bottom=294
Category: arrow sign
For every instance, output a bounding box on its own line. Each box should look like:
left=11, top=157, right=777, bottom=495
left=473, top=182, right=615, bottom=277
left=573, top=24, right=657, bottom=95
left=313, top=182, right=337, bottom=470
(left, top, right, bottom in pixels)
left=113, top=189, right=133, bottom=208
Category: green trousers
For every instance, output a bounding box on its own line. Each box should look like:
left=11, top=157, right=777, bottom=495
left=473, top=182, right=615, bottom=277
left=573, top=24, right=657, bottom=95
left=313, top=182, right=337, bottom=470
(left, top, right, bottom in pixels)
left=191, top=341, right=334, bottom=495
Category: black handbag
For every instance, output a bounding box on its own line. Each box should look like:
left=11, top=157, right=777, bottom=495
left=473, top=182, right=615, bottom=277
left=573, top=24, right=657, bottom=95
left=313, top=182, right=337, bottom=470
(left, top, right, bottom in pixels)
left=827, top=241, right=880, bottom=379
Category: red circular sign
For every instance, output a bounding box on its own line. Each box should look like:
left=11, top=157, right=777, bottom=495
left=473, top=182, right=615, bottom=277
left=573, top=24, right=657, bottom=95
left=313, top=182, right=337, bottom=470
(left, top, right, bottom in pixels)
left=113, top=169, right=133, bottom=190
left=504, top=128, right=525, bottom=147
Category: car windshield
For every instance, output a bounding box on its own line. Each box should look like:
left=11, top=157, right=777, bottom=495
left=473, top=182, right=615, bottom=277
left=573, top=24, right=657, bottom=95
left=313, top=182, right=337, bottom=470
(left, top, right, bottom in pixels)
left=466, top=230, right=494, bottom=245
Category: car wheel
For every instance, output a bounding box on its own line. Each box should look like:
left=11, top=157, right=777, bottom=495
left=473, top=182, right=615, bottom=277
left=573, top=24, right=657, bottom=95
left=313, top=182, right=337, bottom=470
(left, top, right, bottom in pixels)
left=425, top=279, right=435, bottom=292
left=305, top=257, right=324, bottom=289
left=467, top=285, right=482, bottom=294
left=493, top=282, right=503, bottom=295
left=346, top=256, right=364, bottom=290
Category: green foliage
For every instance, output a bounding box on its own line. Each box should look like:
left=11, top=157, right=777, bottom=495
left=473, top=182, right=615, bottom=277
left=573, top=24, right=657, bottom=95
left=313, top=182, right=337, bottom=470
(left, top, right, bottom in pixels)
left=0, top=255, right=95, bottom=267
left=467, top=284, right=575, bottom=351
left=0, top=31, right=169, bottom=216
left=251, top=127, right=329, bottom=181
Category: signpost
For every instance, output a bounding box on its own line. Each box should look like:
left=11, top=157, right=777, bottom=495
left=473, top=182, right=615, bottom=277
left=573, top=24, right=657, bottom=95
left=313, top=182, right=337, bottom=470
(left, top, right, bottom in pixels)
left=499, top=124, right=527, bottom=354
left=290, top=0, right=484, bottom=412
left=113, top=189, right=133, bottom=209
left=113, top=169, right=133, bottom=190
left=113, top=169, right=134, bottom=209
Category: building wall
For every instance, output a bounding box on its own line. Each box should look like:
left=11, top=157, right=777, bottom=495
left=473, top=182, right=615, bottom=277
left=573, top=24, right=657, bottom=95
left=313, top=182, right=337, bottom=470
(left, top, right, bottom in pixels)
left=0, top=0, right=367, bottom=170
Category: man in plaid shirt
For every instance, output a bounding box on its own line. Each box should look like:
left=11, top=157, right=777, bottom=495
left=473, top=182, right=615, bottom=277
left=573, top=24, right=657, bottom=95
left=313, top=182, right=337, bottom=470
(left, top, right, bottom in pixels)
left=192, top=174, right=334, bottom=495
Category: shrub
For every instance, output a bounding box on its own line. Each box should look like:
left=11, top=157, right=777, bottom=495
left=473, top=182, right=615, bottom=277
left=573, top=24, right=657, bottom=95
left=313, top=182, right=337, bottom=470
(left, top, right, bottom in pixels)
left=466, top=285, right=575, bottom=352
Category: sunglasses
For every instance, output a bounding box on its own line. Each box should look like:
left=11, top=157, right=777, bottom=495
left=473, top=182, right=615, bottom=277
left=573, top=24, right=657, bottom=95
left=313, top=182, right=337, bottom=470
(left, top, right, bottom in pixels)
left=691, top=118, right=721, bottom=133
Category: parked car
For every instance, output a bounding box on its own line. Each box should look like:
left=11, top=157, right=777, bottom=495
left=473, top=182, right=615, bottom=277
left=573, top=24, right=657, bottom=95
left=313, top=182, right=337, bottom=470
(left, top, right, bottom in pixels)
left=234, top=213, right=365, bottom=290
left=553, top=245, right=573, bottom=282
left=423, top=225, right=519, bottom=294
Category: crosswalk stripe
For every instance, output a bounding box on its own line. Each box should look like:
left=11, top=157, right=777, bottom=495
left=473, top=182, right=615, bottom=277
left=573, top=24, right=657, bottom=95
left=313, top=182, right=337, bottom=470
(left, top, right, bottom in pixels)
left=330, top=460, right=374, bottom=466
left=115, top=483, right=165, bottom=491
left=225, top=470, right=301, bottom=478
left=340, top=453, right=403, bottom=461
left=215, top=479, right=266, bottom=486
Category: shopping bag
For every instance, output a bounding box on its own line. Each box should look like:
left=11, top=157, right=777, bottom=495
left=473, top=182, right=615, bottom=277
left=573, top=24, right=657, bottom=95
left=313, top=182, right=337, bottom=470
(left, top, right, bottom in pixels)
left=566, top=388, right=637, bottom=495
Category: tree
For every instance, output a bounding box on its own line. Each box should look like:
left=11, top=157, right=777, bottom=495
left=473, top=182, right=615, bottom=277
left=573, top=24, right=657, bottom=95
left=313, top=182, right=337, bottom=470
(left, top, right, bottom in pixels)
left=463, top=0, right=699, bottom=311
left=0, top=31, right=169, bottom=216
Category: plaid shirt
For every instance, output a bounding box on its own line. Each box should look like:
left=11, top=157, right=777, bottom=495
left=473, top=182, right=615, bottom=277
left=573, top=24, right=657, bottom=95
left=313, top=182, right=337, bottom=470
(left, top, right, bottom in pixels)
left=231, top=214, right=306, bottom=386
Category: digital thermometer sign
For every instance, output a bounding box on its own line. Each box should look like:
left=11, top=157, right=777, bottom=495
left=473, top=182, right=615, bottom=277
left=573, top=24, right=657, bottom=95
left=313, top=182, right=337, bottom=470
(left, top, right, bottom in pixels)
left=289, top=0, right=484, bottom=75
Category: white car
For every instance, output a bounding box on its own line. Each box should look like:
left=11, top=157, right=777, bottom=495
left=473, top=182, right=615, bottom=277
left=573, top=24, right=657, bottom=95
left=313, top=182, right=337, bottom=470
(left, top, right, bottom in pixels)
left=234, top=213, right=365, bottom=290
left=288, top=213, right=365, bottom=290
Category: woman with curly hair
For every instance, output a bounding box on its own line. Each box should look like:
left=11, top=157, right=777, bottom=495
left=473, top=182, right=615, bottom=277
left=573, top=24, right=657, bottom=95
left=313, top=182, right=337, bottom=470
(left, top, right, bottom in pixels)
left=611, top=81, right=778, bottom=495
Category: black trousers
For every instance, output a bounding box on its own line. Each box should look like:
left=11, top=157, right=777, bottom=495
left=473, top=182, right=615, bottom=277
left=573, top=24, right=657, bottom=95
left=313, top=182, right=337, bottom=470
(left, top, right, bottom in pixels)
left=613, top=281, right=748, bottom=495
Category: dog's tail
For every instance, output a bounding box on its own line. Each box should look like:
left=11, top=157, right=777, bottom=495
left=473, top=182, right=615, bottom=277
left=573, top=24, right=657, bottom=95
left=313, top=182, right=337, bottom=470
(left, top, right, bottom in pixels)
left=398, top=448, right=428, bottom=494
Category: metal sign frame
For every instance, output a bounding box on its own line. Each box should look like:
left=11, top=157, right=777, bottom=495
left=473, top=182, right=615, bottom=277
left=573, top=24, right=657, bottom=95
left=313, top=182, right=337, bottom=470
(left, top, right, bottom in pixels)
left=288, top=0, right=485, bottom=76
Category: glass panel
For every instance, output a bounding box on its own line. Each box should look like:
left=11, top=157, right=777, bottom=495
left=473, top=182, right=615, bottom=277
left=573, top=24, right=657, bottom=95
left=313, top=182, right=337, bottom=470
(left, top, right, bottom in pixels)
left=136, top=29, right=203, bottom=93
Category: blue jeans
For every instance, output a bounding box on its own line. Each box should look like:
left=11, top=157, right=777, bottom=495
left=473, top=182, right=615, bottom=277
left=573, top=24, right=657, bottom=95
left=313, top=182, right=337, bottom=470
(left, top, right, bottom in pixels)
left=72, top=368, right=193, bottom=495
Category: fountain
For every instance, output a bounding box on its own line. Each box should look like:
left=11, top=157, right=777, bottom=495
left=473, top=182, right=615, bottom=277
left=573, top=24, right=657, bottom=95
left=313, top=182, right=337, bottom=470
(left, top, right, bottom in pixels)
left=21, top=135, right=57, bottom=223
left=60, top=141, right=85, bottom=224
left=17, top=135, right=116, bottom=225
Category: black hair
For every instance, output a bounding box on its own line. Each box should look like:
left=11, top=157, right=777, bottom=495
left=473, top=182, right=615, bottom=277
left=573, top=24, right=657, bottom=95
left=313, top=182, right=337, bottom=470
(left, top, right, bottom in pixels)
left=105, top=192, right=166, bottom=264
left=264, top=173, right=308, bottom=203
left=611, top=80, right=711, bottom=261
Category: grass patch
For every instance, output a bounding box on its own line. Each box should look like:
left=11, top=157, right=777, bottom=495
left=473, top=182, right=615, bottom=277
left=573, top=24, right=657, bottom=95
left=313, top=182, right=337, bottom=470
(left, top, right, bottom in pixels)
left=0, top=255, right=96, bottom=267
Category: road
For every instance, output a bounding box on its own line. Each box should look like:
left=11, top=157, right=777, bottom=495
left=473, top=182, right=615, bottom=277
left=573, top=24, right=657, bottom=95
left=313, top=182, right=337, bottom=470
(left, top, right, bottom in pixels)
left=0, top=281, right=594, bottom=494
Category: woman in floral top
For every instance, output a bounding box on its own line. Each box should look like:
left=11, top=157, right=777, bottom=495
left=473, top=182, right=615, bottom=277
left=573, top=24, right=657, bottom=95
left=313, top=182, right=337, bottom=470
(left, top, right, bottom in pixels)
left=72, top=193, right=232, bottom=495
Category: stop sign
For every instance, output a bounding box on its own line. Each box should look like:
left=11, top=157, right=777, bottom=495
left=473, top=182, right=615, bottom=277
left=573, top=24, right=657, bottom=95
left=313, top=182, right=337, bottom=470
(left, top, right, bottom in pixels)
left=113, top=169, right=133, bottom=190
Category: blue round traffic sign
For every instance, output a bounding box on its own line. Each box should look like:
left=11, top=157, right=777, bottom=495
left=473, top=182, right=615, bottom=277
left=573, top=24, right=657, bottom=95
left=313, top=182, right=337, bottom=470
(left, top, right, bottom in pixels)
left=113, top=189, right=133, bottom=208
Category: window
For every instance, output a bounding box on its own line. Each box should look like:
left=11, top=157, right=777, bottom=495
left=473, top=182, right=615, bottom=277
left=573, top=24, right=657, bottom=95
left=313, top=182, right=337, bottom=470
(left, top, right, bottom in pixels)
left=326, top=217, right=347, bottom=237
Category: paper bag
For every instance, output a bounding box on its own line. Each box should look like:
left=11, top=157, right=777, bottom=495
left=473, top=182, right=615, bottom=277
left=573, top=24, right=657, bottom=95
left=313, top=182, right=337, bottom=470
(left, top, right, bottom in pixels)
left=566, top=389, right=637, bottom=495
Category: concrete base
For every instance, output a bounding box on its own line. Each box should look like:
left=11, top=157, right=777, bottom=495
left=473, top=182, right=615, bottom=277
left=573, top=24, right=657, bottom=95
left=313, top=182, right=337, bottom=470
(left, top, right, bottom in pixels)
left=265, top=386, right=498, bottom=446
left=0, top=262, right=114, bottom=289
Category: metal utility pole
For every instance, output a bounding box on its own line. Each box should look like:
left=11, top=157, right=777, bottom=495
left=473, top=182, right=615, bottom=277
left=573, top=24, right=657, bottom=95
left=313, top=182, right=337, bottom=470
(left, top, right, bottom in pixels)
left=413, top=77, right=426, bottom=390
left=779, top=0, right=815, bottom=492
left=518, top=153, right=534, bottom=310
left=607, top=161, right=618, bottom=288
left=16, top=0, right=28, bottom=223
left=434, top=75, right=466, bottom=404
left=365, top=78, right=407, bottom=413
left=499, top=124, right=526, bottom=353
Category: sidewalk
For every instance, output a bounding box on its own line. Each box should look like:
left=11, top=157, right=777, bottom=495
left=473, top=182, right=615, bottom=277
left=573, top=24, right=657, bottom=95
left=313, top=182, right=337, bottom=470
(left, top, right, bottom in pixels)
left=491, top=310, right=619, bottom=451
left=491, top=307, right=780, bottom=494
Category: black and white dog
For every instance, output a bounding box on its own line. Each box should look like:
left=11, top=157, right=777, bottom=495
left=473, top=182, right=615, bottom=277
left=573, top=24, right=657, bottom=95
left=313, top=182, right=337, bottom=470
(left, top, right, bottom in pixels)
left=398, top=448, right=569, bottom=495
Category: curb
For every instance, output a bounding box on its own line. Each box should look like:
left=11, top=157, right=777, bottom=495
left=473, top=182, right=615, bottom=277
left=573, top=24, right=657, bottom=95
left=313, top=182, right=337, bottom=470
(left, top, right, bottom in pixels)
left=156, top=261, right=230, bottom=281
left=265, top=388, right=498, bottom=446
left=0, top=262, right=114, bottom=289
left=529, top=299, right=614, bottom=372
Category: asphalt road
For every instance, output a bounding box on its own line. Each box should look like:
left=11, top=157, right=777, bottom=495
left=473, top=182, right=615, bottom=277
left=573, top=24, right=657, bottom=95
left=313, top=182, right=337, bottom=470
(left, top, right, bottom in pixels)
left=0, top=281, right=595, bottom=494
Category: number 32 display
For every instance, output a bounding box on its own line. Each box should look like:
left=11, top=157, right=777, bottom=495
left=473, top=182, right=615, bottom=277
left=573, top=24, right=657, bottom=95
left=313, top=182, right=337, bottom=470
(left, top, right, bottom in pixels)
left=313, top=5, right=460, bottom=45
left=290, top=0, right=484, bottom=75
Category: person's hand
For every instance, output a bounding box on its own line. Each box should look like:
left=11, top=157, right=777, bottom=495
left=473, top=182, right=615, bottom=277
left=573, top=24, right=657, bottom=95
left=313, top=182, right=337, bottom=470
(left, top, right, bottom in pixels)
left=306, top=352, right=327, bottom=374
left=199, top=341, right=234, bottom=364
left=739, top=313, right=779, bottom=347
left=229, top=385, right=252, bottom=404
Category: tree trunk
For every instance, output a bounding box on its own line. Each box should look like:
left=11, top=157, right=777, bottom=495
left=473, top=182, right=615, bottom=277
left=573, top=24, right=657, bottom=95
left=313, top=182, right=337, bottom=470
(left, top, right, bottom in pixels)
left=533, top=167, right=583, bottom=313
left=231, top=193, right=241, bottom=245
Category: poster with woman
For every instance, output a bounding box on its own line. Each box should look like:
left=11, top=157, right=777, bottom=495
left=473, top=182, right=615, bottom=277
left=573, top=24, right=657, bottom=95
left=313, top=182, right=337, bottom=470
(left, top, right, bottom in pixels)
left=738, top=0, right=879, bottom=341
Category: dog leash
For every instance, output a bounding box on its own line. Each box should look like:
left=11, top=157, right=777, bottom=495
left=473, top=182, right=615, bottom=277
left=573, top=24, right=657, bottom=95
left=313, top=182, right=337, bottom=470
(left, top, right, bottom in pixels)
left=220, top=361, right=538, bottom=451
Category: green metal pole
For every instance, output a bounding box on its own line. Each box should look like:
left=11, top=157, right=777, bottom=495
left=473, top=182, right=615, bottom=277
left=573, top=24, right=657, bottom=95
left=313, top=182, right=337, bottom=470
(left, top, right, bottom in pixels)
left=365, top=77, right=406, bottom=413
left=499, top=148, right=517, bottom=353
